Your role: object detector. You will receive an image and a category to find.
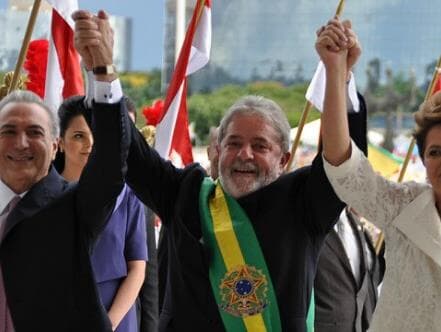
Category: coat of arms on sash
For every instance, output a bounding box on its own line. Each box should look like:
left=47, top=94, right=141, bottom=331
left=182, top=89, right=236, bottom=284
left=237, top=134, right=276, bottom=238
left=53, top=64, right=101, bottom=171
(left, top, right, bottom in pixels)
left=219, top=264, right=269, bottom=317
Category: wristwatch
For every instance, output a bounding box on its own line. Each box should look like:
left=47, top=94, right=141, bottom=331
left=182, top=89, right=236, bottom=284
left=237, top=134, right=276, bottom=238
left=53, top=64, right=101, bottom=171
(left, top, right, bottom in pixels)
left=92, top=64, right=117, bottom=75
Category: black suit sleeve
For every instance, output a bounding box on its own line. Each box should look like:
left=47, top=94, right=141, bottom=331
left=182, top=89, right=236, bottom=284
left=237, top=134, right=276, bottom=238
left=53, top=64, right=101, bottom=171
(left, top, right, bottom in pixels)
left=76, top=101, right=131, bottom=241
left=304, top=156, right=345, bottom=235
left=125, top=120, right=201, bottom=223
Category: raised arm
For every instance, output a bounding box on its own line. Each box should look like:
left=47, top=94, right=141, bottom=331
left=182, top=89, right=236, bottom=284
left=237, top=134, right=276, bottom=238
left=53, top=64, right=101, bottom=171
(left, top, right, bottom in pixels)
left=318, top=18, right=360, bottom=165
left=317, top=19, right=424, bottom=229
left=73, top=10, right=130, bottom=240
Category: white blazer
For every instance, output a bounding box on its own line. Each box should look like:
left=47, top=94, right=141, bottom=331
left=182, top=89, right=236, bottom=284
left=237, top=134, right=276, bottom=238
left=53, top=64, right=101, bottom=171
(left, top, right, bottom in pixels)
left=323, top=143, right=441, bottom=332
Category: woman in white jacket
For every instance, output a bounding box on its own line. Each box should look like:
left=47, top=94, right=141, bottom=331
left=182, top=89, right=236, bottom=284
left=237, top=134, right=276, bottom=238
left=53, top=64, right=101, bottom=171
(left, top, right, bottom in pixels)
left=317, top=17, right=441, bottom=332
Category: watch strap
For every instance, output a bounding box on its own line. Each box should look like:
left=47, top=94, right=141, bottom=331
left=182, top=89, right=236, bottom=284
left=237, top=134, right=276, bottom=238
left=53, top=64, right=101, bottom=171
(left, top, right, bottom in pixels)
left=92, top=64, right=116, bottom=75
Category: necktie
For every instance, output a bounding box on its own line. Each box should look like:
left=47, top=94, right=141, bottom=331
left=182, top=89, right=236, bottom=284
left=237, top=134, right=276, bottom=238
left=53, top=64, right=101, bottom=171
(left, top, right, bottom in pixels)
left=0, top=196, right=20, bottom=332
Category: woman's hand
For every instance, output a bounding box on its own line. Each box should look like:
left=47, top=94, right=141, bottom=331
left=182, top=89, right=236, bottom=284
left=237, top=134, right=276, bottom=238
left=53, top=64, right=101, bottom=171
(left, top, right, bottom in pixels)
left=315, top=17, right=361, bottom=81
left=315, top=17, right=349, bottom=72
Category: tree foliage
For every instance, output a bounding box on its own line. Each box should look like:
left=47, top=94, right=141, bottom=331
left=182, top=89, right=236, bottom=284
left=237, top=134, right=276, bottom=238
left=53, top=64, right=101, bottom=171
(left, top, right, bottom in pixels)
left=120, top=69, right=163, bottom=127
left=188, top=81, right=320, bottom=144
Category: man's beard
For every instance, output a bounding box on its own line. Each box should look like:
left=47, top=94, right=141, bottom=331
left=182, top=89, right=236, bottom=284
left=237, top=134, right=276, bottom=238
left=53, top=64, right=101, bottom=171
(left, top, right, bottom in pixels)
left=219, top=160, right=280, bottom=198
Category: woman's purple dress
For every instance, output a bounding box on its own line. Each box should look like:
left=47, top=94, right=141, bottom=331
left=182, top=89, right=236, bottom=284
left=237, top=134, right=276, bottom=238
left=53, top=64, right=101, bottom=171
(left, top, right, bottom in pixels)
left=91, top=184, right=148, bottom=332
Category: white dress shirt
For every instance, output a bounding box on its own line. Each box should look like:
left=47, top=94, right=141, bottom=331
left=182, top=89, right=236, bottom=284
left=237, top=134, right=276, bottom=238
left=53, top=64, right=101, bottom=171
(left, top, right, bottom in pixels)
left=334, top=210, right=362, bottom=284
left=0, top=181, right=26, bottom=242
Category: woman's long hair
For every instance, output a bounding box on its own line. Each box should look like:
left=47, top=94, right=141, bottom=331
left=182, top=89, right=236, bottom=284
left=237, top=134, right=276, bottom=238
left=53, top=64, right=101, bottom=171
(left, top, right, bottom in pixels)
left=53, top=95, right=90, bottom=174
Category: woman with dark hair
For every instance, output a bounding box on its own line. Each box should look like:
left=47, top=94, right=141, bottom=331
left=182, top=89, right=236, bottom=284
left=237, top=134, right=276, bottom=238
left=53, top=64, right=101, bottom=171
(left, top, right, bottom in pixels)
left=56, top=96, right=148, bottom=332
left=318, top=18, right=441, bottom=331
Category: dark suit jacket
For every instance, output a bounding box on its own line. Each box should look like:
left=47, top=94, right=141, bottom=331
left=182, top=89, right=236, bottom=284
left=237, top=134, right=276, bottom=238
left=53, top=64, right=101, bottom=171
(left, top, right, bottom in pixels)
left=125, top=123, right=345, bottom=332
left=139, top=208, right=159, bottom=332
left=314, top=211, right=385, bottom=332
left=0, top=102, right=130, bottom=332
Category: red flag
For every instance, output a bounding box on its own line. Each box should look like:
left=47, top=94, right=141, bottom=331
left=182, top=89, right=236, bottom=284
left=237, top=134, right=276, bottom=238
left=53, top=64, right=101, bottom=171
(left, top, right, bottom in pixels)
left=24, top=39, right=49, bottom=98
left=431, top=69, right=441, bottom=95
left=44, top=0, right=84, bottom=111
left=155, top=0, right=211, bottom=167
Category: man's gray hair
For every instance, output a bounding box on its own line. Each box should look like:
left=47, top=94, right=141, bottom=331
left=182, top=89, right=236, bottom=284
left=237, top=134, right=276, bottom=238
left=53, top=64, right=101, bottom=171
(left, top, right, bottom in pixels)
left=218, top=95, right=291, bottom=152
left=0, top=90, right=59, bottom=138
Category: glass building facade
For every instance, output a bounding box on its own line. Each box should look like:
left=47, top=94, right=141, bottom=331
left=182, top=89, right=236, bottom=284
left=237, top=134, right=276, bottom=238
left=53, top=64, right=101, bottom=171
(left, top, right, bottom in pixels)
left=164, top=0, right=441, bottom=91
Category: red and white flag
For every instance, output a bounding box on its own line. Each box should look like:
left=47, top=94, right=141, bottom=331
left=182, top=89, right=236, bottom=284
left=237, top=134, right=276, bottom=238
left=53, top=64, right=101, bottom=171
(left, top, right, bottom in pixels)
left=430, top=67, right=441, bottom=95
left=44, top=0, right=84, bottom=111
left=155, top=0, right=211, bottom=167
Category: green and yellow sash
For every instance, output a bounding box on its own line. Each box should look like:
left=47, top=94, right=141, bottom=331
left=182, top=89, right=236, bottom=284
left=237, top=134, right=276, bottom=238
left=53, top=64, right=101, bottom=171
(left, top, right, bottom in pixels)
left=200, top=178, right=316, bottom=331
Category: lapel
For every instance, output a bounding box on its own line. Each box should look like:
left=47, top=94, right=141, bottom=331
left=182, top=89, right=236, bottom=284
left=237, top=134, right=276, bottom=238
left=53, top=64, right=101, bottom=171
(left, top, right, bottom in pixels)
left=3, top=167, right=67, bottom=239
left=393, top=188, right=441, bottom=268
left=324, top=228, right=357, bottom=284
left=347, top=212, right=369, bottom=273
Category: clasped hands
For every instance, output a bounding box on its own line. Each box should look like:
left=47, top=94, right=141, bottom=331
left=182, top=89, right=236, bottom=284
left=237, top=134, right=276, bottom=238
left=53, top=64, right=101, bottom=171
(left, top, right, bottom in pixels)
left=315, top=16, right=361, bottom=75
left=72, top=10, right=114, bottom=74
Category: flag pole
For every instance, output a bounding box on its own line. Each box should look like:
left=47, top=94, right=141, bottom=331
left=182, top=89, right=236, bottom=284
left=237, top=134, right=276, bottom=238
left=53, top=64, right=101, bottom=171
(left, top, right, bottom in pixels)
left=285, top=0, right=345, bottom=171
left=374, top=55, right=441, bottom=255
left=8, top=0, right=43, bottom=94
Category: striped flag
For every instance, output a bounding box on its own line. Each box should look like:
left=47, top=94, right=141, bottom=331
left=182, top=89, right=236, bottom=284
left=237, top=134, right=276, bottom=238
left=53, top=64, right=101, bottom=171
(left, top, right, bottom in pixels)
left=44, top=0, right=84, bottom=111
left=155, top=0, right=211, bottom=166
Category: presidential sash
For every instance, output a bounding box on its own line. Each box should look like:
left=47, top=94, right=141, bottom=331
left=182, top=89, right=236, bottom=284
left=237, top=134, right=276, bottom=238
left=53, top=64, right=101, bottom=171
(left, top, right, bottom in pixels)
left=199, top=178, right=281, bottom=331
left=199, top=178, right=315, bottom=331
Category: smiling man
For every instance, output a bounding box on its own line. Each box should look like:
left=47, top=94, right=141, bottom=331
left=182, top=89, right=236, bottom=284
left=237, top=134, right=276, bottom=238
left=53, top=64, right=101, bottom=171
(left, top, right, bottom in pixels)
left=0, top=14, right=131, bottom=329
left=0, top=99, right=57, bottom=194
left=74, top=10, right=346, bottom=332
left=116, top=94, right=345, bottom=332
left=217, top=97, right=290, bottom=198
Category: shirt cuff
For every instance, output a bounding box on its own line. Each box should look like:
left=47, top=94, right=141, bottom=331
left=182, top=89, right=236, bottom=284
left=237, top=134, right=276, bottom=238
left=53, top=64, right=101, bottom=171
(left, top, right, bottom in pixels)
left=84, top=70, right=95, bottom=109
left=322, top=140, right=362, bottom=178
left=94, top=79, right=123, bottom=104
left=347, top=72, right=360, bottom=112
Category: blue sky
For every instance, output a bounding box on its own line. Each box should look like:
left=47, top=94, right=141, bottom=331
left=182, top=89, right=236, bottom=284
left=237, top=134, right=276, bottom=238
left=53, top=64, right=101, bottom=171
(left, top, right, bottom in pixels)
left=0, top=0, right=165, bottom=70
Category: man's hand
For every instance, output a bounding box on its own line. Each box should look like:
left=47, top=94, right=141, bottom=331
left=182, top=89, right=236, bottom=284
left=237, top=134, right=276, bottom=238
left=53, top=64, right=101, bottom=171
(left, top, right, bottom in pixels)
left=72, top=10, right=95, bottom=71
left=73, top=10, right=116, bottom=81
left=342, top=20, right=361, bottom=74
left=89, top=10, right=114, bottom=68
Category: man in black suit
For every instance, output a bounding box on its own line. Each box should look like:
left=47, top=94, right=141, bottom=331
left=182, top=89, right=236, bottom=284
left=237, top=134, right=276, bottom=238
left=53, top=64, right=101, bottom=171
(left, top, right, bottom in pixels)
left=76, top=11, right=360, bottom=332
left=0, top=10, right=130, bottom=331
left=125, top=97, right=159, bottom=332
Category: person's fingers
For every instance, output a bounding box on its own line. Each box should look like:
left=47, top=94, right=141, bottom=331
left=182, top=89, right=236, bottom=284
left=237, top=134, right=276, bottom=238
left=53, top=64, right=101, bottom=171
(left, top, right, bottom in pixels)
left=75, top=29, right=102, bottom=40
left=72, top=10, right=93, bottom=21
left=342, top=19, right=352, bottom=29
left=345, top=29, right=359, bottom=49
left=317, top=35, right=340, bottom=52
left=74, top=19, right=99, bottom=31
left=325, top=25, right=348, bottom=46
left=74, top=33, right=101, bottom=50
left=316, top=26, right=325, bottom=37
left=327, top=17, right=345, bottom=32
left=321, top=28, right=350, bottom=51
left=97, top=10, right=109, bottom=20
left=323, top=29, right=342, bottom=48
